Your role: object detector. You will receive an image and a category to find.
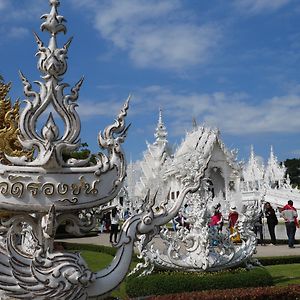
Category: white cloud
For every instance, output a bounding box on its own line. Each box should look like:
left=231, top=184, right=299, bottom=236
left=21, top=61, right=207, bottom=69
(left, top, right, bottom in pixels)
left=234, top=0, right=291, bottom=14
left=0, top=0, right=9, bottom=11
left=133, top=86, right=300, bottom=137
left=79, top=99, right=128, bottom=118
left=71, top=0, right=222, bottom=71
left=7, top=27, right=29, bottom=39
left=0, top=0, right=46, bottom=40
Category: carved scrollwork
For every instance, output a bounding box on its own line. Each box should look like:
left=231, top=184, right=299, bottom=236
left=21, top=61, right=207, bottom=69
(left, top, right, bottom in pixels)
left=58, top=197, right=78, bottom=204
left=0, top=213, right=95, bottom=299
left=0, top=182, right=9, bottom=195
left=11, top=182, right=24, bottom=198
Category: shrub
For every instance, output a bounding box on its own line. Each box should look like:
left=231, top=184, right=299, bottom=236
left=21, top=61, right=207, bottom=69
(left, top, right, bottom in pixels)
left=258, top=255, right=300, bottom=266
left=126, top=267, right=273, bottom=298
left=148, top=285, right=300, bottom=300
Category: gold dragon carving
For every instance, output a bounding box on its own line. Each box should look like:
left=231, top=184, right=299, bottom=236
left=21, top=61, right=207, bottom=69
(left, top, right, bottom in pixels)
left=0, top=81, right=33, bottom=217
left=0, top=81, right=33, bottom=165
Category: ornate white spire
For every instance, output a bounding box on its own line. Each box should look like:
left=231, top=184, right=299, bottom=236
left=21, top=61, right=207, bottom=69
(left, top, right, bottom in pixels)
left=243, top=145, right=264, bottom=183
left=154, top=108, right=168, bottom=146
left=6, top=0, right=85, bottom=168
left=264, top=145, right=286, bottom=186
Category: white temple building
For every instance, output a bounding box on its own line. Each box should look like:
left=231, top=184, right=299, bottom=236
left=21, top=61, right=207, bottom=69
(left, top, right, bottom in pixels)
left=241, top=145, right=300, bottom=210
left=164, top=124, right=242, bottom=211
left=123, top=110, right=300, bottom=213
left=125, top=110, right=242, bottom=213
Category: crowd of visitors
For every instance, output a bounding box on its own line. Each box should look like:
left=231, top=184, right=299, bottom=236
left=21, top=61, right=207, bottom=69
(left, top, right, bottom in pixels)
left=101, top=199, right=298, bottom=248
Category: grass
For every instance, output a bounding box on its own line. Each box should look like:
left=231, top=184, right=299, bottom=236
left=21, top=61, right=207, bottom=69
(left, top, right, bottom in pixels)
left=80, top=250, right=113, bottom=271
left=80, top=249, right=135, bottom=299
left=265, top=263, right=300, bottom=286
left=75, top=247, right=300, bottom=299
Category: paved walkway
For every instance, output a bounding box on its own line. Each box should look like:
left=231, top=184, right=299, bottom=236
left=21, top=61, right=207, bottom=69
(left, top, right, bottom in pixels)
left=57, top=233, right=300, bottom=258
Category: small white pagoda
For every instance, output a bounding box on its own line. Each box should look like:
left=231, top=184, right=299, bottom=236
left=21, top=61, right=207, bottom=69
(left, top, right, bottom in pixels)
left=241, top=145, right=300, bottom=210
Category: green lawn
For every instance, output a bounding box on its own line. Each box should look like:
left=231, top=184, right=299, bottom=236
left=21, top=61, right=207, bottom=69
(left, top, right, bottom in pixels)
left=265, top=263, right=300, bottom=286
left=80, top=250, right=300, bottom=299
left=80, top=250, right=113, bottom=271
left=80, top=250, right=135, bottom=299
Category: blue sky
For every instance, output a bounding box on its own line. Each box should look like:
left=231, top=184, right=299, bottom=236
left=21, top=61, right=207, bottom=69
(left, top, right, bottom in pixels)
left=0, top=0, right=300, bottom=163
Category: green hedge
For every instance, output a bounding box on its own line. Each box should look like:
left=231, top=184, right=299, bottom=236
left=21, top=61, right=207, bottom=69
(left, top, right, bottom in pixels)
left=258, top=255, right=300, bottom=266
left=150, top=285, right=300, bottom=300
left=125, top=267, right=273, bottom=298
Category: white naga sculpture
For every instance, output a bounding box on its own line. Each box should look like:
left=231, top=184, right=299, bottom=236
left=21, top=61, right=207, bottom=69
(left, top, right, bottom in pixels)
left=0, top=1, right=206, bottom=299
left=131, top=179, right=262, bottom=275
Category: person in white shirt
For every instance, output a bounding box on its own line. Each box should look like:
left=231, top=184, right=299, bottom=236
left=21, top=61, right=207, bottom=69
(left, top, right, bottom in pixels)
left=110, top=207, right=120, bottom=244
left=281, top=200, right=298, bottom=248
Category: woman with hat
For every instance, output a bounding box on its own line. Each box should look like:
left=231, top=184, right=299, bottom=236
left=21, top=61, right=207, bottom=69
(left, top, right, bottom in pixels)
left=228, top=206, right=240, bottom=243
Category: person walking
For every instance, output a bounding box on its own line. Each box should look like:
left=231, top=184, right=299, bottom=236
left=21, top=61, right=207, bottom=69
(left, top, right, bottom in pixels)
left=253, top=210, right=264, bottom=246
left=228, top=206, right=240, bottom=243
left=264, top=202, right=278, bottom=245
left=281, top=200, right=298, bottom=248
left=109, top=207, right=120, bottom=244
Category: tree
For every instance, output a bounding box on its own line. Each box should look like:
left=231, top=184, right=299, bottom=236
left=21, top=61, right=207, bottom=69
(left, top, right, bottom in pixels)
left=284, top=158, right=300, bottom=187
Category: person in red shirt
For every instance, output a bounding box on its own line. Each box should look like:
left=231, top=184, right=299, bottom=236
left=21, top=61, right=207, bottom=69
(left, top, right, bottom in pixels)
left=209, top=203, right=223, bottom=246
left=281, top=200, right=299, bottom=248
left=210, top=203, right=223, bottom=232
left=228, top=206, right=240, bottom=243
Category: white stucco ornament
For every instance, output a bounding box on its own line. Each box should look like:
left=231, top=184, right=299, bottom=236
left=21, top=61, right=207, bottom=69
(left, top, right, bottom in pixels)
left=130, top=180, right=263, bottom=276
left=0, top=1, right=205, bottom=299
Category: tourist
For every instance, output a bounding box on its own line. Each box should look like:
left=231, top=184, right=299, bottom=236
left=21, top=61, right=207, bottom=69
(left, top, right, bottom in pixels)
left=210, top=204, right=223, bottom=231
left=103, top=212, right=111, bottom=233
left=253, top=210, right=264, bottom=246
left=210, top=203, right=223, bottom=232
left=183, top=204, right=191, bottom=230
left=209, top=204, right=223, bottom=246
left=228, top=206, right=240, bottom=242
left=281, top=200, right=299, bottom=248
left=173, top=210, right=184, bottom=231
left=123, top=208, right=130, bottom=220
left=263, top=202, right=278, bottom=245
left=98, top=216, right=105, bottom=234
left=109, top=207, right=120, bottom=244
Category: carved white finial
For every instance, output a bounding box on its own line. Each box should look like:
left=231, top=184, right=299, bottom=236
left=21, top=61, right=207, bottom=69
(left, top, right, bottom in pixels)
left=6, top=0, right=82, bottom=168
left=250, top=144, right=255, bottom=160
left=154, top=107, right=168, bottom=146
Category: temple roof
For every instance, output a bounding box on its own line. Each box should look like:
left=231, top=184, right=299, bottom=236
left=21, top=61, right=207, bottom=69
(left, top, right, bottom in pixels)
left=166, top=125, right=240, bottom=177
